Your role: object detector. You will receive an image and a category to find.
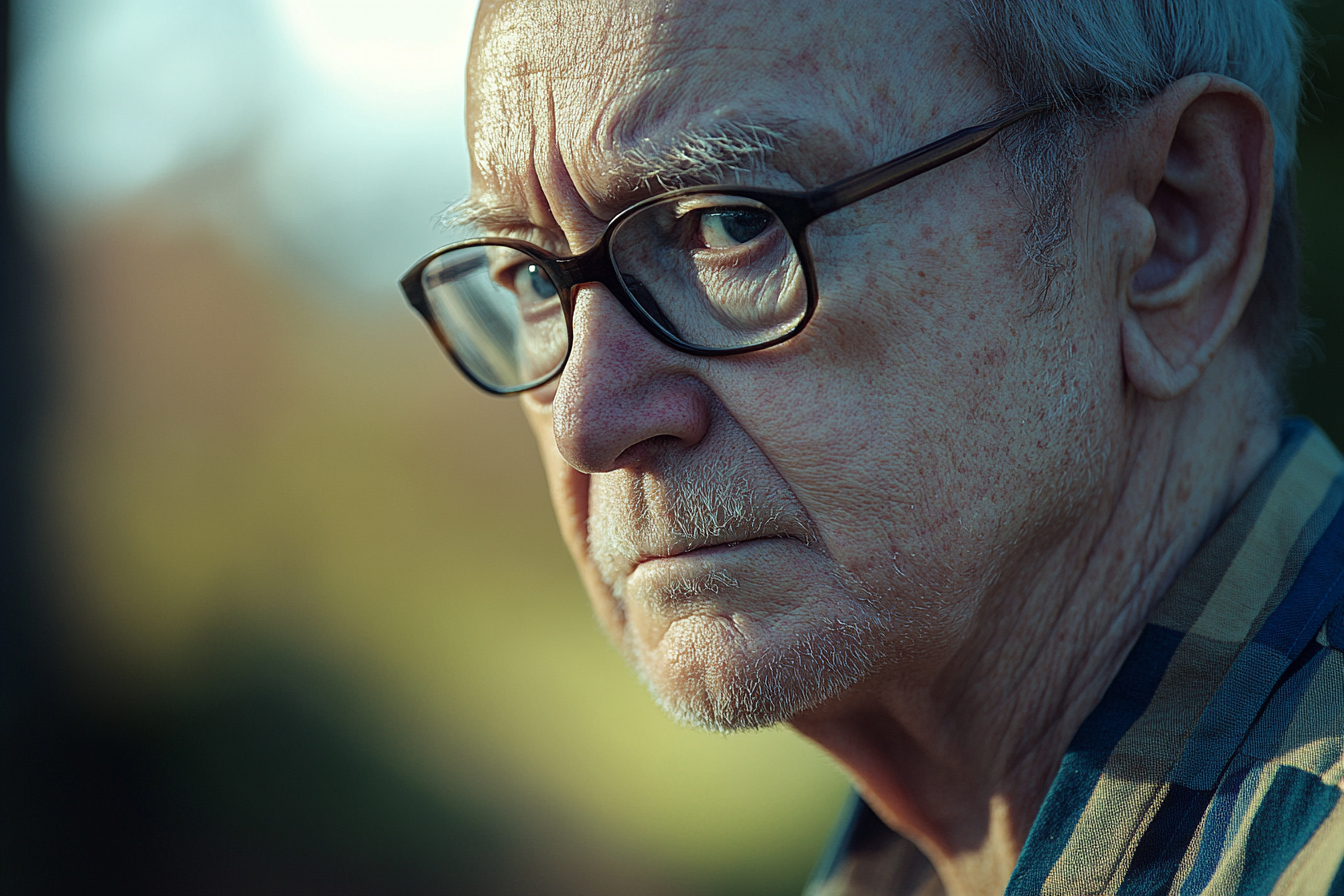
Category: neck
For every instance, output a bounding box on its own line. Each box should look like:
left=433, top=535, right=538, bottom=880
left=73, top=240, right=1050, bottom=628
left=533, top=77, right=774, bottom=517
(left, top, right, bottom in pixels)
left=790, top=349, right=1281, bottom=896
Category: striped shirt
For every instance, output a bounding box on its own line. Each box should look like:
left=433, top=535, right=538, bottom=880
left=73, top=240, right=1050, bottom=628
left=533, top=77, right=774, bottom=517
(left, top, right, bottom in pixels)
left=807, top=418, right=1344, bottom=896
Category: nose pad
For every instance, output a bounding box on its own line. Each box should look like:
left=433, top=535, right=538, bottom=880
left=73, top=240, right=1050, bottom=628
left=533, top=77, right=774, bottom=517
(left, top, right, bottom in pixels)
left=549, top=283, right=710, bottom=474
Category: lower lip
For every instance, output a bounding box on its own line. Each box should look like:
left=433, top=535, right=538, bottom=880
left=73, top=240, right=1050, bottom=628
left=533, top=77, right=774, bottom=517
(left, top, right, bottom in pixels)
left=622, top=537, right=806, bottom=606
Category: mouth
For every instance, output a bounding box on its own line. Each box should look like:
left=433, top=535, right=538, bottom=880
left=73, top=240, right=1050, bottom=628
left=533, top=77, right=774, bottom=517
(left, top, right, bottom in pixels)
left=634, top=535, right=789, bottom=565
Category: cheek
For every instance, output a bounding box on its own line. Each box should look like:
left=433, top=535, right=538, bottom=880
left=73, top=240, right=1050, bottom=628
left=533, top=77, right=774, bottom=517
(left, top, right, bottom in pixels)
left=721, top=238, right=1113, bottom=601
left=521, top=397, right=625, bottom=631
left=520, top=397, right=581, bottom=547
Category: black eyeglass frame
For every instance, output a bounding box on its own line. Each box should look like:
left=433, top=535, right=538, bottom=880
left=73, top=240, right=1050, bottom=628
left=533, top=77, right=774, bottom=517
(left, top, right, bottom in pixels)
left=400, top=103, right=1047, bottom=395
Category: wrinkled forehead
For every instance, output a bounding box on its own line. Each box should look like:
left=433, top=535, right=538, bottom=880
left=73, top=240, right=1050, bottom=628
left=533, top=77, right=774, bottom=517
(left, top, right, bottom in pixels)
left=465, top=0, right=989, bottom=223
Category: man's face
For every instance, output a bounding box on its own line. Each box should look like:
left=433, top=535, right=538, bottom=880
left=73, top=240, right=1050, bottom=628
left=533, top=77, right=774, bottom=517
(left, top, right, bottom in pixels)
left=465, top=0, right=1121, bottom=730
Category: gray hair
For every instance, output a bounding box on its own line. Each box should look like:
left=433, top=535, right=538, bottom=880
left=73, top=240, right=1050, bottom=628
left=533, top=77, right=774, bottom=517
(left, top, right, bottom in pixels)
left=960, top=0, right=1306, bottom=391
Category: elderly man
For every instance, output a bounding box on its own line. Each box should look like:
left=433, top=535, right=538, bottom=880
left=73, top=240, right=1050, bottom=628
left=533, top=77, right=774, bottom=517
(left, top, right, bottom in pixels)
left=400, top=0, right=1344, bottom=893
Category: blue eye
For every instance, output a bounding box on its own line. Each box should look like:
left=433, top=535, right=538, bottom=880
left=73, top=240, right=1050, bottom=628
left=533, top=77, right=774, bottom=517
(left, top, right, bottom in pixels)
left=699, top=208, right=774, bottom=248
left=514, top=263, right=557, bottom=300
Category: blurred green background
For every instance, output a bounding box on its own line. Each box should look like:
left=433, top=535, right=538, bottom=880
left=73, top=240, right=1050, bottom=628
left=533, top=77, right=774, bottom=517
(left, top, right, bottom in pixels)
left=2, top=2, right=1340, bottom=895
left=1293, top=3, right=1344, bottom=442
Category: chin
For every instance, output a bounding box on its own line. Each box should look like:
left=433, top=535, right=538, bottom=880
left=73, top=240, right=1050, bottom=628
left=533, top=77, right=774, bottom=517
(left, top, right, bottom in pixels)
left=586, top=530, right=912, bottom=731
left=627, top=609, right=888, bottom=733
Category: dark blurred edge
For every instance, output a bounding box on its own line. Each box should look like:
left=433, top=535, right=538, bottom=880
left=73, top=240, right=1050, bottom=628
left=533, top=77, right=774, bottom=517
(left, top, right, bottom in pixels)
left=1, top=0, right=58, bottom=888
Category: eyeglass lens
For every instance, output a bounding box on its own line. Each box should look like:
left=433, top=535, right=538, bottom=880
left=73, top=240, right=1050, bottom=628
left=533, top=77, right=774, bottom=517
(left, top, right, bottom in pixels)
left=419, top=194, right=808, bottom=392
left=422, top=246, right=567, bottom=392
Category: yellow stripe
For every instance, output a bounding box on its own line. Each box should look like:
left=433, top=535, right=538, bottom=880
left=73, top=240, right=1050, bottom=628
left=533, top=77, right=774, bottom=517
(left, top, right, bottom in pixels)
left=1189, top=430, right=1343, bottom=644
left=1041, top=779, right=1168, bottom=896
left=1325, top=750, right=1344, bottom=791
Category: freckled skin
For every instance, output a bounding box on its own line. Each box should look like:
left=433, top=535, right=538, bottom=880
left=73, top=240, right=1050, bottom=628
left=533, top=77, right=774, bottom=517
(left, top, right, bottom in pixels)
left=464, top=1, right=1281, bottom=894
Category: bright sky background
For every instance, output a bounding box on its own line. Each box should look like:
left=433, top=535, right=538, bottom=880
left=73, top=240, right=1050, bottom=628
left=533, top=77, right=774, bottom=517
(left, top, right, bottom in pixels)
left=11, top=0, right=478, bottom=296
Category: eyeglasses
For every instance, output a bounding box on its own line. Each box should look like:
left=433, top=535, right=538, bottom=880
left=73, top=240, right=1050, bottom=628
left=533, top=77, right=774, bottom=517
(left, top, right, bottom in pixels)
left=399, top=105, right=1045, bottom=395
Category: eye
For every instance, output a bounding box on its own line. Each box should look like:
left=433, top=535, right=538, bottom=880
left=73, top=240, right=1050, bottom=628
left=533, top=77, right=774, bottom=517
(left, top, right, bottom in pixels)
left=512, top=262, right=557, bottom=301
left=698, top=208, right=775, bottom=249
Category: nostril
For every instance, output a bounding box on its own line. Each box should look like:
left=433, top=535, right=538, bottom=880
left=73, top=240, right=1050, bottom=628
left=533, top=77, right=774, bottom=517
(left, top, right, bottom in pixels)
left=551, top=367, right=713, bottom=474
left=612, top=432, right=691, bottom=469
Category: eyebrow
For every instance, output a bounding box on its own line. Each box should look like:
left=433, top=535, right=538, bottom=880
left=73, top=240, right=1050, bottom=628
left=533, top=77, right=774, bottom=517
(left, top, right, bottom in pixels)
left=622, top=118, right=797, bottom=190
left=438, top=116, right=799, bottom=234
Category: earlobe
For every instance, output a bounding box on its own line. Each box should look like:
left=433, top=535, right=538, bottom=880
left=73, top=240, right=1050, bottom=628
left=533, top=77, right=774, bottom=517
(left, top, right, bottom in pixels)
left=1117, top=75, right=1275, bottom=401
left=1122, top=315, right=1200, bottom=400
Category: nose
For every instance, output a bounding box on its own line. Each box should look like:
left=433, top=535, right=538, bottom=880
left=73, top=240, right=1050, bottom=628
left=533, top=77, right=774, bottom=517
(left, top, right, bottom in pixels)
left=550, top=284, right=711, bottom=473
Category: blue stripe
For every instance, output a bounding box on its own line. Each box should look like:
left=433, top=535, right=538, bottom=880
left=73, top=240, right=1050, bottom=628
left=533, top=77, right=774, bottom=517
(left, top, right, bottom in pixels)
left=1179, top=760, right=1255, bottom=896
left=1162, top=642, right=1321, bottom=894
left=1244, top=642, right=1325, bottom=759
left=1178, top=641, right=1326, bottom=894
left=1329, top=597, right=1344, bottom=650
left=1115, top=783, right=1214, bottom=896
left=1241, top=765, right=1340, bottom=895
left=1172, top=643, right=1283, bottom=789
left=1071, top=624, right=1187, bottom=755
left=1280, top=417, right=1316, bottom=457
left=1255, top=472, right=1344, bottom=639
left=804, top=790, right=865, bottom=888
left=1005, top=624, right=1184, bottom=896
left=1253, top=500, right=1344, bottom=657
left=1175, top=502, right=1344, bottom=790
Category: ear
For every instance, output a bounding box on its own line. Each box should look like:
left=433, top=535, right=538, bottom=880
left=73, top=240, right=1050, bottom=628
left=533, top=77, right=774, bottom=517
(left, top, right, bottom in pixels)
left=1114, top=75, right=1275, bottom=400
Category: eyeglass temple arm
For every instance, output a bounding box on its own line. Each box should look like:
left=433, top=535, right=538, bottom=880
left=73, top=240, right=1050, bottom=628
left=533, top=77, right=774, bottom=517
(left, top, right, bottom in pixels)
left=804, top=104, right=1048, bottom=218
